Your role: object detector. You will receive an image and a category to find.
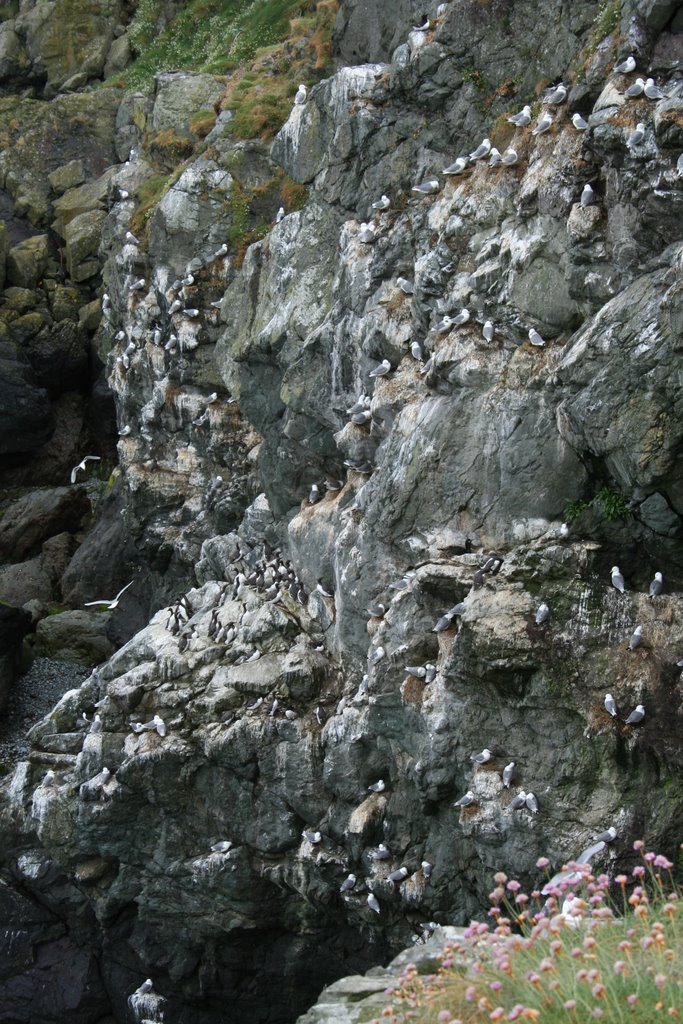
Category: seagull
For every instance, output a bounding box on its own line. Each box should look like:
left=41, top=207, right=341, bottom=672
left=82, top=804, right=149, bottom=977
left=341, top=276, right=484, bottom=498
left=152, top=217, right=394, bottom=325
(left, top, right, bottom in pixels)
left=488, top=147, right=502, bottom=167
left=508, top=104, right=531, bottom=126
left=275, top=206, right=285, bottom=223
left=367, top=893, right=381, bottom=914
left=594, top=826, right=617, bottom=843
left=628, top=625, right=642, bottom=650
left=528, top=328, right=546, bottom=347
left=125, top=231, right=139, bottom=244
left=372, top=194, right=391, bottom=210
left=70, top=455, right=101, bottom=483
left=502, top=762, right=515, bottom=787
left=443, top=157, right=468, bottom=174
left=544, top=82, right=567, bottom=105
left=501, top=148, right=518, bottom=165
left=369, top=359, right=391, bottom=377
left=84, top=581, right=134, bottom=610
left=535, top=602, right=550, bottom=624
left=451, top=308, right=470, bottom=325
left=627, top=122, right=646, bottom=147
left=625, top=77, right=646, bottom=97
left=118, top=188, right=129, bottom=200
left=340, top=873, right=357, bottom=892
left=677, top=153, right=683, bottom=177
left=309, top=483, right=320, bottom=504
left=42, top=769, right=55, bottom=787
left=358, top=222, right=376, bottom=243
left=604, top=693, right=617, bottom=717
left=510, top=790, right=527, bottom=810
left=614, top=55, right=636, bottom=74
left=580, top=183, right=594, bottom=207
left=435, top=315, right=456, bottom=333
left=294, top=84, right=307, bottom=105
left=411, top=179, right=441, bottom=195
left=134, top=979, right=154, bottom=996
left=211, top=840, right=233, bottom=854
left=471, top=748, right=492, bottom=764
left=214, top=243, right=228, bottom=257
left=482, top=320, right=494, bottom=343
left=368, top=779, right=385, bottom=792
left=183, top=308, right=199, bottom=317
left=625, top=704, right=645, bottom=724
left=531, top=112, right=553, bottom=135
left=302, top=829, right=321, bottom=844
left=388, top=866, right=409, bottom=883
left=396, top=277, right=414, bottom=294
left=118, top=424, right=131, bottom=436
left=469, top=138, right=491, bottom=161
left=453, top=790, right=476, bottom=807
left=371, top=844, right=391, bottom=861
left=572, top=112, right=589, bottom=130
left=422, top=861, right=433, bottom=878
left=611, top=566, right=625, bottom=593
left=367, top=603, right=385, bottom=618
left=152, top=714, right=166, bottom=736
left=525, top=792, right=539, bottom=813
left=369, top=646, right=385, bottom=665
left=644, top=77, right=663, bottom=100
left=648, top=572, right=663, bottom=598
left=410, top=339, right=423, bottom=360
left=130, top=278, right=146, bottom=291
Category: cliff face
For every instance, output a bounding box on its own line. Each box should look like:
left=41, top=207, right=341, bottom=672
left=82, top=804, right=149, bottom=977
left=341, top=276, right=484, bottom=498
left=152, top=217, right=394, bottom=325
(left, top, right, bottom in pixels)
left=1, top=0, right=683, bottom=1022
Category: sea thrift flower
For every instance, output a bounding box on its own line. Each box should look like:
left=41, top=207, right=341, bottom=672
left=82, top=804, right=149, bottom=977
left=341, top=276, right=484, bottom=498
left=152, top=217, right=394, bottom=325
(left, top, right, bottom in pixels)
left=592, top=1009, right=604, bottom=1018
left=592, top=983, right=605, bottom=998
left=494, top=872, right=508, bottom=884
left=437, top=1013, right=451, bottom=1023
left=616, top=874, right=628, bottom=886
left=536, top=857, right=550, bottom=869
left=633, top=865, right=645, bottom=878
left=508, top=1006, right=525, bottom=1021
left=490, top=1009, right=505, bottom=1021
left=633, top=840, right=645, bottom=851
left=655, top=974, right=667, bottom=989
left=613, top=960, right=627, bottom=975
left=489, top=981, right=502, bottom=992
left=655, top=856, right=674, bottom=870
left=506, top=880, right=521, bottom=893
left=627, top=994, right=638, bottom=1005
left=465, top=986, right=477, bottom=1002
left=564, top=1000, right=577, bottom=1010
left=645, top=851, right=656, bottom=862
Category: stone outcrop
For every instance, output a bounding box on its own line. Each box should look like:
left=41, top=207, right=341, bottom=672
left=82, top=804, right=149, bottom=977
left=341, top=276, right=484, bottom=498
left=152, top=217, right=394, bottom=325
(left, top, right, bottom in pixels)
left=1, top=0, right=683, bottom=1023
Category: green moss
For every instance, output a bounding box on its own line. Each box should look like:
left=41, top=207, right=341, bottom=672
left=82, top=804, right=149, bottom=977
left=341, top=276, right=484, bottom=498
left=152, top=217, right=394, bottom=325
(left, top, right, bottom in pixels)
left=0, top=0, right=19, bottom=19
left=461, top=67, right=486, bottom=92
left=593, top=0, right=621, bottom=43
left=564, top=486, right=630, bottom=525
left=130, top=172, right=175, bottom=237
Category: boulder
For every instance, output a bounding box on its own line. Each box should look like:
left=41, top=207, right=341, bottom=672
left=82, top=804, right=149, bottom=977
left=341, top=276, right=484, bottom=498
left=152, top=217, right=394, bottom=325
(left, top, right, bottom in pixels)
left=48, top=160, right=86, bottom=195
left=0, top=343, right=54, bottom=455
left=34, top=610, right=114, bottom=665
left=0, top=602, right=32, bottom=712
left=0, top=488, right=90, bottom=563
left=63, top=209, right=107, bottom=282
left=6, top=235, right=49, bottom=289
left=0, top=556, right=53, bottom=607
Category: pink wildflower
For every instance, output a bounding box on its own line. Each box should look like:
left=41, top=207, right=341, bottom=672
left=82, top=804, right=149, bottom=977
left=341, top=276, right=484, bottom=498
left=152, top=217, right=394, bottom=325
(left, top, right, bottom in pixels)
left=494, top=872, right=508, bottom=884
left=564, top=1000, right=577, bottom=1010
left=536, top=857, right=550, bottom=869
left=490, top=1009, right=506, bottom=1022
left=627, top=994, right=638, bottom=1006
left=592, top=1009, right=604, bottom=1018
left=506, top=880, right=521, bottom=893
left=613, top=961, right=627, bottom=975
left=615, top=875, right=628, bottom=886
left=644, top=852, right=655, bottom=862
left=465, top=986, right=477, bottom=1002
left=539, top=958, right=554, bottom=972
left=633, top=840, right=645, bottom=851
left=437, top=1013, right=452, bottom=1023
left=489, top=981, right=502, bottom=992
left=654, top=856, right=674, bottom=870
left=632, top=865, right=645, bottom=878
left=508, top=1007, right=525, bottom=1022
left=515, top=893, right=529, bottom=905
left=654, top=974, right=667, bottom=989
left=592, top=983, right=605, bottom=998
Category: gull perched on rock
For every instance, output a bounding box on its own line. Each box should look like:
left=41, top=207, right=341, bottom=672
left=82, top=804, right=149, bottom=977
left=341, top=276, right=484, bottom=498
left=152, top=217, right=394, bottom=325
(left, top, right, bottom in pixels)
left=211, top=840, right=233, bottom=854
left=453, top=790, right=476, bottom=807
left=501, top=148, right=518, bottom=165
left=625, top=77, right=645, bottom=97
left=397, top=277, right=414, bottom=294
left=508, top=104, right=531, bottom=126
left=580, top=183, right=594, bottom=207
left=471, top=748, right=492, bottom=764
left=125, top=231, right=139, bottom=244
left=510, top=790, right=527, bottom=810
left=627, top=122, right=646, bottom=148
left=615, top=54, right=636, bottom=73
left=625, top=704, right=645, bottom=724
left=488, top=147, right=502, bottom=167
left=302, top=829, right=321, bottom=844
left=411, top=178, right=441, bottom=195
left=369, top=358, right=391, bottom=377
left=649, top=572, right=663, bottom=598
left=544, top=82, right=567, bottom=105
left=502, top=762, right=515, bottom=787
left=388, top=866, right=409, bottom=884
left=594, top=826, right=617, bottom=844
left=134, top=979, right=154, bottom=996
left=531, top=112, right=553, bottom=135
left=604, top=693, right=617, bottom=717
left=482, top=320, right=495, bottom=343
left=526, top=792, right=539, bottom=813
left=677, top=153, right=683, bottom=177
left=294, top=84, right=307, bottom=105
left=410, top=339, right=423, bottom=360
left=84, top=580, right=134, bottom=610
left=535, top=601, right=550, bottom=624
left=275, top=206, right=285, bottom=223
left=340, top=873, right=356, bottom=892
left=367, top=893, right=381, bottom=914
left=469, top=138, right=491, bottom=161
left=611, top=566, right=625, bottom=593
left=368, top=779, right=385, bottom=792
left=572, top=112, right=589, bottom=130
left=443, top=156, right=468, bottom=174
left=372, top=194, right=391, bottom=210
left=214, top=242, right=228, bottom=257
left=528, top=328, right=546, bottom=347
left=70, top=455, right=101, bottom=484
left=644, top=77, right=663, bottom=100
left=358, top=222, right=377, bottom=243
left=628, top=625, right=642, bottom=650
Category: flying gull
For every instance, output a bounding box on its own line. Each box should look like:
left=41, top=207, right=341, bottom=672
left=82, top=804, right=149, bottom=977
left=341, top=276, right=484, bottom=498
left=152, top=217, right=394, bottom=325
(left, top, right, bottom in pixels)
left=84, top=580, right=134, bottom=610
left=70, top=455, right=101, bottom=484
